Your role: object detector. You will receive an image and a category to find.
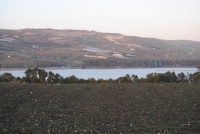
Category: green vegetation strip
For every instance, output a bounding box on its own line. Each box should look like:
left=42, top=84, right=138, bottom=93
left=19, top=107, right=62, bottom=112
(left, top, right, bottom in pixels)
left=1, top=83, right=200, bottom=133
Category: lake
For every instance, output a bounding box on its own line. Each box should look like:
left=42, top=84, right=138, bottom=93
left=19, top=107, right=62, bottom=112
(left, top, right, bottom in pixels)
left=0, top=68, right=198, bottom=79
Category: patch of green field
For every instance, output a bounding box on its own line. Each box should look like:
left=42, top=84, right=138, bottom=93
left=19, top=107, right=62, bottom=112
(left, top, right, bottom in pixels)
left=0, top=83, right=200, bottom=133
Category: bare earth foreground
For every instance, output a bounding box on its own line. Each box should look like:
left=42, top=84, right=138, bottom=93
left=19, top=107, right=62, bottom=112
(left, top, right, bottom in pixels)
left=0, top=83, right=200, bottom=133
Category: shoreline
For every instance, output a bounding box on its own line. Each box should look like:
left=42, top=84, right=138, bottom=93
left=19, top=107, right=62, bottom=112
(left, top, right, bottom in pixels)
left=0, top=66, right=198, bottom=71
left=0, top=67, right=70, bottom=71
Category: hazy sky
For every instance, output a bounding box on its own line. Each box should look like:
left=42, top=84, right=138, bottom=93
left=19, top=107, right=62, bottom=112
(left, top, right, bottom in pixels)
left=0, top=0, right=200, bottom=41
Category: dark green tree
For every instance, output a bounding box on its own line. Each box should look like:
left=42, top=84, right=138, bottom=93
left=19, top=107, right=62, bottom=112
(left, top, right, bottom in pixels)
left=177, top=72, right=186, bottom=83
left=131, top=74, right=139, bottom=83
left=54, top=73, right=61, bottom=83
left=188, top=73, right=194, bottom=83
left=88, top=78, right=96, bottom=83
left=47, top=71, right=54, bottom=84
left=193, top=72, right=200, bottom=83
left=24, top=68, right=32, bottom=83
left=163, top=71, right=178, bottom=83
left=38, top=69, right=48, bottom=83
left=31, top=68, right=39, bottom=83
left=0, top=72, right=15, bottom=82
left=146, top=73, right=158, bottom=83
left=116, top=74, right=132, bottom=83
left=68, top=75, right=79, bottom=83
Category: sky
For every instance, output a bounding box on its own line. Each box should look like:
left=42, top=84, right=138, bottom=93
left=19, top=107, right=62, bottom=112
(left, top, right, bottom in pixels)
left=0, top=0, right=200, bottom=41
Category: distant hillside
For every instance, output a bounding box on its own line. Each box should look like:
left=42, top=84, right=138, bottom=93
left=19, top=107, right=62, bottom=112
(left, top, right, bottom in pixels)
left=0, top=29, right=200, bottom=68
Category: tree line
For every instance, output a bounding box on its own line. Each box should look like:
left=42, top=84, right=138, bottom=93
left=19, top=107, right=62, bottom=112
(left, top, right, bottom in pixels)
left=0, top=67, right=200, bottom=84
left=1, top=59, right=200, bottom=69
left=0, top=61, right=68, bottom=68
left=82, top=59, right=200, bottom=68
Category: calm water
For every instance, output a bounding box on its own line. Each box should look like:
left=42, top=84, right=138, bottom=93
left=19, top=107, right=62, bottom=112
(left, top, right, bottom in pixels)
left=0, top=68, right=198, bottom=79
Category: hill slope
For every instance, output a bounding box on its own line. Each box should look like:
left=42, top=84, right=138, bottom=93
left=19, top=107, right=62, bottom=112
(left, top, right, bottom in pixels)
left=0, top=29, right=200, bottom=68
